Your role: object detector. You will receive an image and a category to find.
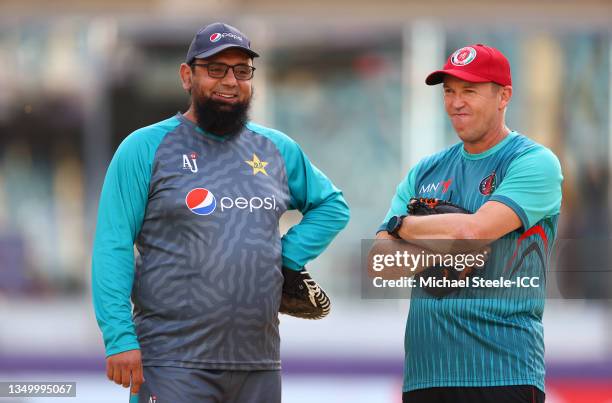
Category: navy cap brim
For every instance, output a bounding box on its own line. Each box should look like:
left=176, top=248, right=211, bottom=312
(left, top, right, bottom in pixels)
left=191, top=44, right=259, bottom=62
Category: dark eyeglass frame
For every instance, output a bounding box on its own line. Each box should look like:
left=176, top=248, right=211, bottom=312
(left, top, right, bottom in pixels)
left=191, top=62, right=256, bottom=81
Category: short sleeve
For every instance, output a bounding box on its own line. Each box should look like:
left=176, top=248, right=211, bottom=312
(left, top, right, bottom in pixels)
left=489, top=146, right=563, bottom=229
left=378, top=165, right=419, bottom=232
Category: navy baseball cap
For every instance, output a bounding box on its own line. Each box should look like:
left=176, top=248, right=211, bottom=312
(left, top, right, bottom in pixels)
left=185, top=22, right=259, bottom=64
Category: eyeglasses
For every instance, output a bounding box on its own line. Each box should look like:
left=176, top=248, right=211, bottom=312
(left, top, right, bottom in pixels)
left=191, top=62, right=256, bottom=81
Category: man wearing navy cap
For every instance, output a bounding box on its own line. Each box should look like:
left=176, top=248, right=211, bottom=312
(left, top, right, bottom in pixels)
left=376, top=44, right=562, bottom=402
left=92, top=22, right=349, bottom=402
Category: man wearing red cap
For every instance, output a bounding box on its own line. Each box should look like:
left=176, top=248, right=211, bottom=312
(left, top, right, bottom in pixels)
left=377, top=44, right=562, bottom=402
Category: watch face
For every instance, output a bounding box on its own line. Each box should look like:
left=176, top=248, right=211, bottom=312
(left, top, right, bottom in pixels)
left=387, top=216, right=400, bottom=233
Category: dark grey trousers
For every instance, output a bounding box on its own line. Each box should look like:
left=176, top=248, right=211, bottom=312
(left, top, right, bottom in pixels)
left=134, top=366, right=281, bottom=403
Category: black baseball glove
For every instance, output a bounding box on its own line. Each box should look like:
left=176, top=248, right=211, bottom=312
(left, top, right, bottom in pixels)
left=408, top=198, right=477, bottom=298
left=408, top=197, right=470, bottom=215
left=279, top=267, right=331, bottom=320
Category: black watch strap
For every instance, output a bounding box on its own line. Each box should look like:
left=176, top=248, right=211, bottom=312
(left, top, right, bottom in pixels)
left=386, top=215, right=406, bottom=238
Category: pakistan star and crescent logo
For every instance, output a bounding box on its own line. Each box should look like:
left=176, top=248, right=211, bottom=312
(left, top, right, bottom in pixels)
left=245, top=153, right=269, bottom=176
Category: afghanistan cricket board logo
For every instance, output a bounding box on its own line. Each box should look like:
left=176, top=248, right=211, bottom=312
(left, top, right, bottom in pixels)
left=451, top=47, right=477, bottom=66
left=479, top=171, right=497, bottom=195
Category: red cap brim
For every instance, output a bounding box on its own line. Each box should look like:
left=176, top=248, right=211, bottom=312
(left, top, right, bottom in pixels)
left=425, top=69, right=493, bottom=86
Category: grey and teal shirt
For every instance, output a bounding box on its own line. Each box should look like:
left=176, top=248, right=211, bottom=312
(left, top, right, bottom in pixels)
left=380, top=132, right=563, bottom=392
left=92, top=113, right=350, bottom=370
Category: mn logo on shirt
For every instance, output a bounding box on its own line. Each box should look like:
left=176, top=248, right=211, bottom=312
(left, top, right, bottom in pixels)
left=419, top=179, right=452, bottom=195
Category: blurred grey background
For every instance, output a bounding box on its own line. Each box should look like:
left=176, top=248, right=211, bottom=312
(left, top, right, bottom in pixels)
left=0, top=0, right=611, bottom=402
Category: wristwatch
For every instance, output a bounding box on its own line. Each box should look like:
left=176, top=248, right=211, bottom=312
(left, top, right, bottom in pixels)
left=386, top=215, right=406, bottom=238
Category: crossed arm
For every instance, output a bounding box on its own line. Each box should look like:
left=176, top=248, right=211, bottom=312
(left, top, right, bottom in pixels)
left=391, top=200, right=522, bottom=247
left=370, top=201, right=522, bottom=275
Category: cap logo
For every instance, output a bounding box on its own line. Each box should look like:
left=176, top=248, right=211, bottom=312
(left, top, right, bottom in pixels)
left=451, top=47, right=477, bottom=66
left=209, top=32, right=243, bottom=43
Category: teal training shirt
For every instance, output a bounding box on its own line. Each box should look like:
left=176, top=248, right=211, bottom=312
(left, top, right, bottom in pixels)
left=92, top=114, right=350, bottom=368
left=380, top=132, right=563, bottom=392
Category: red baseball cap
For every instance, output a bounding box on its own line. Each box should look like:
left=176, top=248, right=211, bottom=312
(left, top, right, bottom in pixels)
left=425, top=44, right=512, bottom=86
